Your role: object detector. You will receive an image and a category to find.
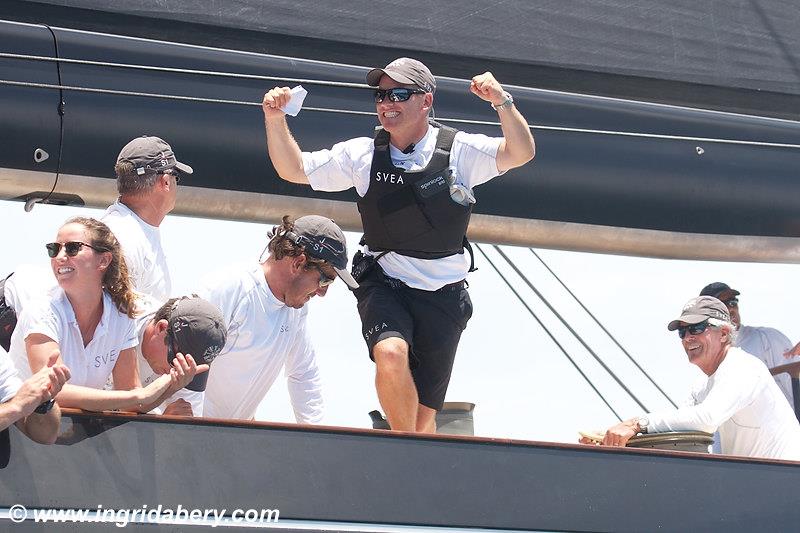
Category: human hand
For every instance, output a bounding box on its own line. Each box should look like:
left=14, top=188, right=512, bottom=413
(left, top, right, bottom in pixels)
left=163, top=398, right=194, bottom=417
left=167, top=353, right=209, bottom=391
left=15, top=352, right=70, bottom=416
left=262, top=86, right=292, bottom=120
left=469, top=72, right=505, bottom=105
left=602, top=420, right=638, bottom=447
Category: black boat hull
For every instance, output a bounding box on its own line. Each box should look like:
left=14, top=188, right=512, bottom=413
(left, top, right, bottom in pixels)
left=1, top=411, right=799, bottom=531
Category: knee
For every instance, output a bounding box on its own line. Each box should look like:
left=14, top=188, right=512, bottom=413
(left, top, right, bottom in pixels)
left=373, top=339, right=409, bottom=375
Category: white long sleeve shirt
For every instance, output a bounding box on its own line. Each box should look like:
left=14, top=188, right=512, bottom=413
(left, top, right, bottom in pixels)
left=735, top=325, right=799, bottom=407
left=199, top=265, right=323, bottom=422
left=647, top=347, right=800, bottom=460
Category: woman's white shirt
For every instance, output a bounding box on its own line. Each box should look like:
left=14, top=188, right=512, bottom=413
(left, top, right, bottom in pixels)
left=8, top=289, right=138, bottom=388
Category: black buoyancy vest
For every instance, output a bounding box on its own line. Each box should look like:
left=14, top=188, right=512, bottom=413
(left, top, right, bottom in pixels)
left=357, top=122, right=472, bottom=259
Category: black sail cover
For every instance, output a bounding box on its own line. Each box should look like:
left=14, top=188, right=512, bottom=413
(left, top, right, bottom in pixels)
left=4, top=0, right=800, bottom=119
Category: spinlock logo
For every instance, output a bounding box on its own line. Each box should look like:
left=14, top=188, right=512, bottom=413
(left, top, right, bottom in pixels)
left=418, top=175, right=445, bottom=191
left=375, top=171, right=404, bottom=184
left=364, top=322, right=389, bottom=340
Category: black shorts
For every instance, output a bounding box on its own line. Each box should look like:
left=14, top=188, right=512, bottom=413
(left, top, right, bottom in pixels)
left=351, top=264, right=473, bottom=410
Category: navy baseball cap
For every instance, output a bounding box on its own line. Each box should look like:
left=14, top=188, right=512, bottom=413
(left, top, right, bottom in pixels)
left=699, top=282, right=740, bottom=299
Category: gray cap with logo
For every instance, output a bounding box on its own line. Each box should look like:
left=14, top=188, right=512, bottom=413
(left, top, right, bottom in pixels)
left=166, top=297, right=227, bottom=392
left=366, top=57, right=436, bottom=93
left=117, top=135, right=193, bottom=176
left=287, top=215, right=359, bottom=289
left=667, top=296, right=731, bottom=331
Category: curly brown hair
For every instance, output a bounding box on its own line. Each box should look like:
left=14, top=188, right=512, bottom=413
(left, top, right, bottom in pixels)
left=265, top=215, right=329, bottom=271
left=64, top=216, right=138, bottom=318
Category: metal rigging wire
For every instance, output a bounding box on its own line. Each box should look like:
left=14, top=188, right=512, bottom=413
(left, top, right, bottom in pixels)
left=1, top=52, right=799, bottom=149
left=492, top=245, right=650, bottom=413
left=529, top=249, right=679, bottom=409
left=475, top=243, right=623, bottom=422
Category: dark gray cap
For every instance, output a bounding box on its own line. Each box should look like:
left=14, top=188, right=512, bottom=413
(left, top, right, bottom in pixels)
left=667, top=296, right=731, bottom=331
left=287, top=215, right=359, bottom=289
left=166, top=297, right=227, bottom=392
left=117, top=135, right=193, bottom=176
left=366, top=57, right=436, bottom=93
left=699, top=282, right=740, bottom=299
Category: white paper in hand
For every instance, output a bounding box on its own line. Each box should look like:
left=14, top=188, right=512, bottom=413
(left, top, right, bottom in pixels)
left=281, top=85, right=308, bottom=116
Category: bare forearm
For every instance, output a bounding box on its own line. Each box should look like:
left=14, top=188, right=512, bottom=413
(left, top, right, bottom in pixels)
left=17, top=405, right=61, bottom=444
left=496, top=106, right=536, bottom=172
left=264, top=116, right=309, bottom=184
left=55, top=383, right=153, bottom=412
left=0, top=400, right=25, bottom=432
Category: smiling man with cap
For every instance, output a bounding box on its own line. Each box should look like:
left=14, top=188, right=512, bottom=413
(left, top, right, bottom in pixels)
left=261, top=58, right=535, bottom=433
left=198, top=214, right=356, bottom=422
left=590, top=295, right=800, bottom=460
left=102, top=135, right=193, bottom=302
left=136, top=295, right=226, bottom=416
left=700, top=282, right=800, bottom=409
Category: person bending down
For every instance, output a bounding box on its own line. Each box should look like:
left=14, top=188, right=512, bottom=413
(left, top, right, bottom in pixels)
left=8, top=217, right=205, bottom=412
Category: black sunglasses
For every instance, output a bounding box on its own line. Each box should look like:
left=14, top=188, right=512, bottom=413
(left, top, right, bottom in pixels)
left=162, top=168, right=181, bottom=182
left=309, top=264, right=335, bottom=288
left=45, top=241, right=105, bottom=258
left=677, top=320, right=710, bottom=339
left=374, top=87, right=426, bottom=103
left=722, top=298, right=738, bottom=308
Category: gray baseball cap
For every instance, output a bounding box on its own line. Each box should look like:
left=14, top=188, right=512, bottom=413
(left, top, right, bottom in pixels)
left=117, top=135, right=193, bottom=176
left=166, top=297, right=227, bottom=392
left=366, top=57, right=436, bottom=93
left=667, top=296, right=731, bottom=331
left=287, top=215, right=359, bottom=289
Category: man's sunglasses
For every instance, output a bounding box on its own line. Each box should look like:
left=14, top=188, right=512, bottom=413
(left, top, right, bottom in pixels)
left=677, top=320, right=710, bottom=339
left=309, top=264, right=335, bottom=288
left=722, top=298, right=738, bottom=308
left=374, top=87, right=426, bottom=103
left=45, top=241, right=105, bottom=258
left=162, top=168, right=181, bottom=182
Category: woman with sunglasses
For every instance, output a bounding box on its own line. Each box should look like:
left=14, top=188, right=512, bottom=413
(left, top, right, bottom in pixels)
left=8, top=217, right=198, bottom=412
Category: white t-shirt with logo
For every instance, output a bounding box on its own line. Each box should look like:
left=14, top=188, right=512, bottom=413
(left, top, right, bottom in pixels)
left=199, top=265, right=323, bottom=422
left=735, top=325, right=799, bottom=407
left=133, top=295, right=204, bottom=416
left=8, top=289, right=138, bottom=388
left=302, top=125, right=503, bottom=290
left=646, top=347, right=800, bottom=460
left=102, top=200, right=172, bottom=302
